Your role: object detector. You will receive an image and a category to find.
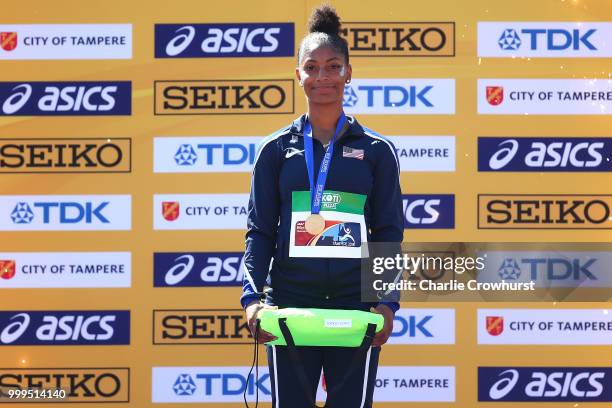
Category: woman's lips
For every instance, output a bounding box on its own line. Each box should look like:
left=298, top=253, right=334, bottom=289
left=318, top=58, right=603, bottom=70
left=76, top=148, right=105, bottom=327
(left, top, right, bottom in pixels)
left=313, top=85, right=335, bottom=90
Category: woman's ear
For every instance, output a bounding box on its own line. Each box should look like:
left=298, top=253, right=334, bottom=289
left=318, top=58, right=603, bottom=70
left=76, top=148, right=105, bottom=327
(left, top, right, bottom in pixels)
left=295, top=67, right=303, bottom=87
left=345, top=63, right=353, bottom=84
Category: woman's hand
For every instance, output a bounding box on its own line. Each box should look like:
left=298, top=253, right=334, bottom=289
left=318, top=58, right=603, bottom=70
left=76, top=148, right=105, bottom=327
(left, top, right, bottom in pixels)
left=370, top=304, right=394, bottom=347
left=245, top=301, right=278, bottom=344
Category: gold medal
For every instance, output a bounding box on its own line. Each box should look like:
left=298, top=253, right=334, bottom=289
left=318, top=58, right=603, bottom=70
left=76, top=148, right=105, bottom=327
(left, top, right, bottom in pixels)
left=304, top=213, right=325, bottom=235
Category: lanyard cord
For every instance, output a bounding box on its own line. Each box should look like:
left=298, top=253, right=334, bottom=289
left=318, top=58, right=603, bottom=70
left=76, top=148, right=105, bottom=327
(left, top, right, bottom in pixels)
left=244, top=319, right=260, bottom=408
left=304, top=113, right=347, bottom=215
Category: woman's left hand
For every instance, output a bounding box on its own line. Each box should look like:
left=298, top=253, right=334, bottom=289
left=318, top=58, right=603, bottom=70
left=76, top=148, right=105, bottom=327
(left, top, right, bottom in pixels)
left=370, top=304, right=394, bottom=347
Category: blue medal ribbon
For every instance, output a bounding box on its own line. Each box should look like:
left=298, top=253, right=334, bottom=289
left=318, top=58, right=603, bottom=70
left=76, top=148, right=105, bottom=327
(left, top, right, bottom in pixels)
left=303, top=112, right=347, bottom=215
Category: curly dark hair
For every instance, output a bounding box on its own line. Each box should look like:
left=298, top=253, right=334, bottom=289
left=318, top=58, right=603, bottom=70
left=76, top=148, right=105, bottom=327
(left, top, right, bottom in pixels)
left=298, top=4, right=349, bottom=65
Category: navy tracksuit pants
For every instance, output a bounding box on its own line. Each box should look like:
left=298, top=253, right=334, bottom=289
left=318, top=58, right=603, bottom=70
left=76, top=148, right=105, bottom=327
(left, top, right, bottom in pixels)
left=266, top=345, right=380, bottom=408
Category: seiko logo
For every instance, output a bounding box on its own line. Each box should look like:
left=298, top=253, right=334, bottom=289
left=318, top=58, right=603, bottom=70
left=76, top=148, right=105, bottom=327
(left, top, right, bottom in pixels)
left=153, top=310, right=251, bottom=344
left=479, top=195, right=612, bottom=229
left=0, top=138, right=131, bottom=173
left=0, top=368, right=130, bottom=402
left=340, top=22, right=455, bottom=56
left=154, top=80, right=294, bottom=115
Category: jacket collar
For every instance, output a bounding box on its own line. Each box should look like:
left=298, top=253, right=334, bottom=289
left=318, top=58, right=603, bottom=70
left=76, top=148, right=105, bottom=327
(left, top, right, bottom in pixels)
left=290, top=113, right=364, bottom=138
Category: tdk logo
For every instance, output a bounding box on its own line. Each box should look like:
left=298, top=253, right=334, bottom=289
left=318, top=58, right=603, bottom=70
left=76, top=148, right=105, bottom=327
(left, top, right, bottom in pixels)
left=10, top=203, right=34, bottom=224
left=155, top=23, right=294, bottom=58
left=343, top=86, right=358, bottom=107
left=498, top=257, right=597, bottom=282
left=10, top=201, right=109, bottom=224
left=173, top=143, right=256, bottom=166
left=175, top=145, right=198, bottom=165
left=498, top=29, right=521, bottom=50
left=342, top=79, right=455, bottom=115
left=1, top=195, right=131, bottom=231
left=0, top=81, right=131, bottom=115
left=388, top=309, right=455, bottom=345
left=479, top=22, right=612, bottom=58
left=392, top=315, right=433, bottom=337
left=478, top=367, right=612, bottom=402
left=402, top=194, right=455, bottom=229
left=170, top=372, right=270, bottom=397
left=154, top=252, right=244, bottom=287
left=155, top=137, right=261, bottom=173
left=0, top=311, right=130, bottom=345
left=498, top=28, right=596, bottom=51
left=478, top=137, right=611, bottom=172
left=152, top=368, right=271, bottom=402
left=498, top=258, right=521, bottom=280
left=174, top=374, right=197, bottom=396
left=480, top=251, right=612, bottom=288
left=343, top=84, right=433, bottom=108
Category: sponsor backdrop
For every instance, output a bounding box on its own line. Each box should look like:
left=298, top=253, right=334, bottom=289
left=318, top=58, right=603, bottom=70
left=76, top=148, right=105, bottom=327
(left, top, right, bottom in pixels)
left=1, top=0, right=610, bottom=406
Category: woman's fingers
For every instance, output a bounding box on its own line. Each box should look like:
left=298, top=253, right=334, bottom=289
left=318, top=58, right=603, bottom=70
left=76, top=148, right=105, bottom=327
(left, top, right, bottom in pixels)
left=370, top=305, right=394, bottom=347
left=371, top=328, right=390, bottom=347
left=256, top=328, right=278, bottom=344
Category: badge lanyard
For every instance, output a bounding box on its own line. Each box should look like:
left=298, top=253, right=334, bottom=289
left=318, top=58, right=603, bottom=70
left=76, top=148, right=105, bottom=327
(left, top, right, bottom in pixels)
left=303, top=112, right=347, bottom=215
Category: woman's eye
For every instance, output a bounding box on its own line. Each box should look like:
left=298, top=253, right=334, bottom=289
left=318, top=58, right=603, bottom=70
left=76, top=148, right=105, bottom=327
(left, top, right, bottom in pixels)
left=305, top=65, right=316, bottom=72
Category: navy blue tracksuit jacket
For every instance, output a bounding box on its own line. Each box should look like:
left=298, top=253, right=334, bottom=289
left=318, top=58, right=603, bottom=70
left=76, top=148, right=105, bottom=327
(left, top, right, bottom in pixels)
left=241, top=114, right=403, bottom=313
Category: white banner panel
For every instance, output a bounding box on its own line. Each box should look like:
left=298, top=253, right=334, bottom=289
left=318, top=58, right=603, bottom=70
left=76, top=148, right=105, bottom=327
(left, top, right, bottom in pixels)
left=0, top=252, right=131, bottom=288
left=478, top=309, right=612, bottom=345
left=0, top=24, right=132, bottom=60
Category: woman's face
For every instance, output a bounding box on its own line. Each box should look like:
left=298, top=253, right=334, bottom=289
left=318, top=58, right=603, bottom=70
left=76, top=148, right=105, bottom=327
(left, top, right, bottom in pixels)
left=296, top=45, right=351, bottom=106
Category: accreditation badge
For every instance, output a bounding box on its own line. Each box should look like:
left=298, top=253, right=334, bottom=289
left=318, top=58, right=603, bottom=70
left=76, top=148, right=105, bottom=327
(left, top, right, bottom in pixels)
left=289, top=190, right=368, bottom=258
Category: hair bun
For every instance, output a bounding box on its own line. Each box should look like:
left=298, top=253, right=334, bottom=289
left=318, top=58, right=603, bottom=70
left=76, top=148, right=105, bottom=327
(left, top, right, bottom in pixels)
left=308, top=5, right=341, bottom=35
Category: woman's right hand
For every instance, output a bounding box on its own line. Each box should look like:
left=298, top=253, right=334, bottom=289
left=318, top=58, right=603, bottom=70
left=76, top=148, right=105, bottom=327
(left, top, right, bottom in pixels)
left=245, top=301, right=278, bottom=344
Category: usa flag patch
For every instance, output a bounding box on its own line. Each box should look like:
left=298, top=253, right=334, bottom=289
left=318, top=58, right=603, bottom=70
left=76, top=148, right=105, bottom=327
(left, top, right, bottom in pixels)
left=342, top=146, right=364, bottom=160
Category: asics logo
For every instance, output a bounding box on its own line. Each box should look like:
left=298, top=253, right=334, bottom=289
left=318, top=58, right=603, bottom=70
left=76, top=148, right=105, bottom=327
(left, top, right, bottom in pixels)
left=489, top=139, right=519, bottom=170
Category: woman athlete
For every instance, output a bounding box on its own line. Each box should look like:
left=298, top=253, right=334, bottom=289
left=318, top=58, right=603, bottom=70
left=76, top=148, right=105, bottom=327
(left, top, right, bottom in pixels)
left=241, top=5, right=403, bottom=407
